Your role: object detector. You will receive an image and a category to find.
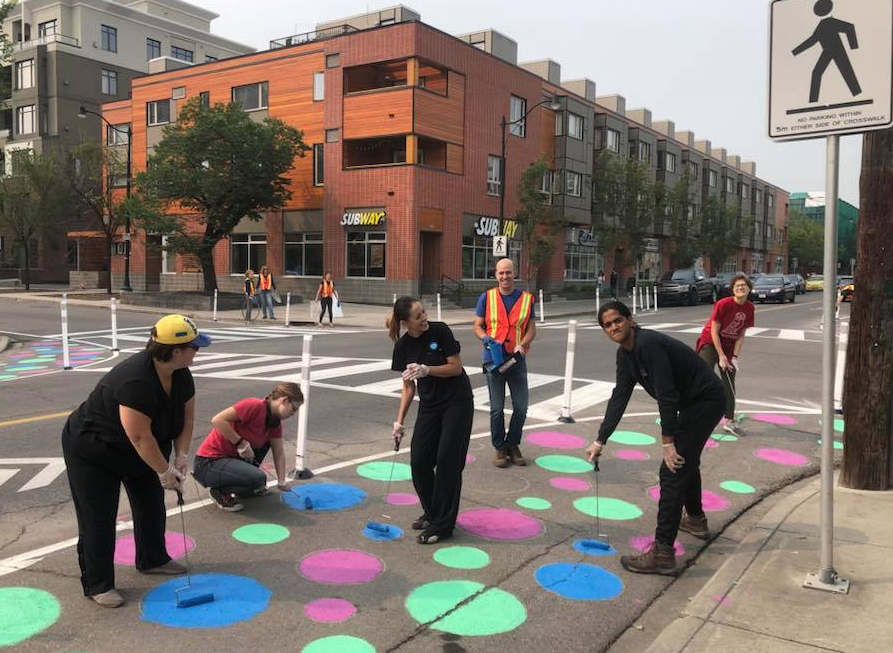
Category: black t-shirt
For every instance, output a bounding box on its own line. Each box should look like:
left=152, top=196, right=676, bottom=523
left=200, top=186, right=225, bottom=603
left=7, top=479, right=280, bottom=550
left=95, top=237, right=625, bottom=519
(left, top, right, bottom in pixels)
left=67, top=350, right=195, bottom=453
left=391, top=322, right=472, bottom=409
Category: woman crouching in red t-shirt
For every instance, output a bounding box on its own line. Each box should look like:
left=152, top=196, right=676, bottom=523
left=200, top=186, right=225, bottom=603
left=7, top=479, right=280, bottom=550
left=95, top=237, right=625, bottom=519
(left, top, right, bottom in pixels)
left=694, top=274, right=755, bottom=437
left=192, top=382, right=303, bottom=511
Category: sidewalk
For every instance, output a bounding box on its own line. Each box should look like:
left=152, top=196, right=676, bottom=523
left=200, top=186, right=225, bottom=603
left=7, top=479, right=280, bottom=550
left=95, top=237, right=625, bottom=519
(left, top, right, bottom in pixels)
left=643, top=474, right=893, bottom=653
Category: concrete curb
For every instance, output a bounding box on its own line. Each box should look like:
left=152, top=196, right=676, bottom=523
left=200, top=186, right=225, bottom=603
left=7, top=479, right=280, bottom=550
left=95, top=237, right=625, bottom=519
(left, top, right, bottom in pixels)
left=0, top=335, right=9, bottom=355
left=643, top=476, right=821, bottom=653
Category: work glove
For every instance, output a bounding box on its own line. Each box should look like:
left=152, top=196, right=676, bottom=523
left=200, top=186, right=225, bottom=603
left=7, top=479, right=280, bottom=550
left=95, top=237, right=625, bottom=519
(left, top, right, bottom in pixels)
left=158, top=465, right=185, bottom=491
left=174, top=451, right=189, bottom=477
left=730, top=356, right=740, bottom=372
left=392, top=422, right=405, bottom=447
left=402, top=363, right=429, bottom=382
left=276, top=479, right=293, bottom=492
left=236, top=440, right=255, bottom=462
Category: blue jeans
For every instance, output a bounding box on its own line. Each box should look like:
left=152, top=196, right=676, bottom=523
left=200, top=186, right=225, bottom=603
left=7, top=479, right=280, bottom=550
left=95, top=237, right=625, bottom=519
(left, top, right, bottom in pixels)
left=259, top=290, right=275, bottom=318
left=485, top=356, right=529, bottom=449
left=192, top=444, right=271, bottom=497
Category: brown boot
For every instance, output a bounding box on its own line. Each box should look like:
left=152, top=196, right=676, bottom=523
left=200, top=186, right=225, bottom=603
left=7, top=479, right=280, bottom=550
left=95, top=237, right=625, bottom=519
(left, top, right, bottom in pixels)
left=493, top=447, right=511, bottom=468
left=620, top=541, right=677, bottom=576
left=508, top=445, right=526, bottom=466
left=678, top=512, right=710, bottom=540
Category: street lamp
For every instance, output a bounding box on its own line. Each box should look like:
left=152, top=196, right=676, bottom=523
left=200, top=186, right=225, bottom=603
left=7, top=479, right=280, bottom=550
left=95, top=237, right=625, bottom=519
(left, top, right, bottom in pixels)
left=78, top=105, right=133, bottom=292
left=499, top=97, right=562, bottom=222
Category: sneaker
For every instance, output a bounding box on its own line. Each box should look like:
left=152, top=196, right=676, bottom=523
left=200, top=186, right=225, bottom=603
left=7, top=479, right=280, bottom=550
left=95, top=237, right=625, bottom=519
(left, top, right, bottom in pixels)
left=253, top=486, right=271, bottom=497
left=210, top=488, right=244, bottom=512
left=412, top=514, right=431, bottom=530
left=508, top=445, right=526, bottom=466
left=678, top=512, right=711, bottom=540
left=620, top=541, right=677, bottom=576
left=90, top=589, right=125, bottom=608
left=417, top=529, right=453, bottom=545
left=141, top=560, right=187, bottom=575
left=722, top=420, right=745, bottom=437
left=493, top=447, right=511, bottom=468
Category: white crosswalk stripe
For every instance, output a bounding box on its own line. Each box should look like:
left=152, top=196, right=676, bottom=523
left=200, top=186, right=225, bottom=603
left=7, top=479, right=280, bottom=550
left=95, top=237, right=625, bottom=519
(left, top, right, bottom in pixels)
left=68, top=324, right=365, bottom=348
left=778, top=329, right=806, bottom=341
left=537, top=321, right=820, bottom=342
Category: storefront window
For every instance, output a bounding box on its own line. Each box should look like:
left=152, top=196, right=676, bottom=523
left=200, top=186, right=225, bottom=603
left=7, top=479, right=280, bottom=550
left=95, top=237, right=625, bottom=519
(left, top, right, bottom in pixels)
left=230, top=233, right=266, bottom=274
left=461, top=235, right=521, bottom=280
left=347, top=231, right=386, bottom=277
left=284, top=233, right=323, bottom=276
left=564, top=245, right=599, bottom=280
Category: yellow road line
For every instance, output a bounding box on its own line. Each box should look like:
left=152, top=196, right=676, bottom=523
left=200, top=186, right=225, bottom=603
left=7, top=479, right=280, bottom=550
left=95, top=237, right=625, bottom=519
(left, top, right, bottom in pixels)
left=0, top=411, right=71, bottom=429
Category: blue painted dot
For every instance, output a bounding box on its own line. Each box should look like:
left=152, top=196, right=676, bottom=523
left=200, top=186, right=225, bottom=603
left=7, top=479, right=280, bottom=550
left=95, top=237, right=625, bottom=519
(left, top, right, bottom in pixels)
left=140, top=573, right=271, bottom=628
left=535, top=563, right=624, bottom=601
left=281, top=483, right=367, bottom=512
left=362, top=523, right=404, bottom=541
left=572, top=539, right=617, bottom=557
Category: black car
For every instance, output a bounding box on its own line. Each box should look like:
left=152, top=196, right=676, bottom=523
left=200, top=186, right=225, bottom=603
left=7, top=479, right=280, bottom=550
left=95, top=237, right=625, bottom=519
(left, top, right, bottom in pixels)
left=750, top=274, right=796, bottom=303
left=787, top=273, right=806, bottom=294
left=657, top=268, right=715, bottom=306
left=712, top=271, right=748, bottom=299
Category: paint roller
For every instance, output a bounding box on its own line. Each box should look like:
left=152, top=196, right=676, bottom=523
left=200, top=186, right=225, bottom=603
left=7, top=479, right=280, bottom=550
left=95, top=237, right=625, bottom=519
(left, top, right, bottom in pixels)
left=365, top=438, right=401, bottom=534
left=578, top=459, right=611, bottom=552
left=174, top=490, right=215, bottom=608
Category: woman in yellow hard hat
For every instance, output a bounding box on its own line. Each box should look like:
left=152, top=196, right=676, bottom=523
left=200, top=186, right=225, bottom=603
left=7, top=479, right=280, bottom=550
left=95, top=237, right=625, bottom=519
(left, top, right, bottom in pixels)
left=61, top=314, right=211, bottom=608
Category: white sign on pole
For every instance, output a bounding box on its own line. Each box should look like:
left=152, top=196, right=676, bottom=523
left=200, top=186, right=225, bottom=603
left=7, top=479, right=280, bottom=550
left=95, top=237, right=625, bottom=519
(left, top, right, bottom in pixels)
left=493, top=235, right=508, bottom=257
left=769, top=0, right=892, bottom=141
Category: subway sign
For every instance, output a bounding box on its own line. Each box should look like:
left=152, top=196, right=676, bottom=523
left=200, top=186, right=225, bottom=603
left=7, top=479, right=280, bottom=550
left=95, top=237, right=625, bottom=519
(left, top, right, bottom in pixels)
left=341, top=210, right=386, bottom=227
left=474, top=216, right=518, bottom=238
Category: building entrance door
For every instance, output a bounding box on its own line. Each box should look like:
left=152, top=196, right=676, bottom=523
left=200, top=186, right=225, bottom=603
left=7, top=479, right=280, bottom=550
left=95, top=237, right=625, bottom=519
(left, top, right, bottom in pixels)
left=420, top=232, right=441, bottom=294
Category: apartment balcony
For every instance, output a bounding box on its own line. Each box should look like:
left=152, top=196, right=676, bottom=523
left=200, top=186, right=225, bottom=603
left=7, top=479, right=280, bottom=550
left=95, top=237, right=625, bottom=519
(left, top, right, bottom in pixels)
left=13, top=32, right=79, bottom=51
left=343, top=82, right=462, bottom=143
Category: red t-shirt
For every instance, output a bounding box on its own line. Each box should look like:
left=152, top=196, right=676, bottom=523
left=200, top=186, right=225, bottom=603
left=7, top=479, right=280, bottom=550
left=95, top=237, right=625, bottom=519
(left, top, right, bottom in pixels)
left=195, top=397, right=282, bottom=459
left=695, top=296, right=755, bottom=358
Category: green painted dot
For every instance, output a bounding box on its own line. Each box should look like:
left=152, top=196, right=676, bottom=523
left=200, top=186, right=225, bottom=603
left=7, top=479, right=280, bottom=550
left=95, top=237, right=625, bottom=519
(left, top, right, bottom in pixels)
left=0, top=587, right=61, bottom=646
left=834, top=419, right=844, bottom=433
left=433, top=546, right=491, bottom=570
left=516, top=497, right=552, bottom=510
left=711, top=432, right=738, bottom=442
left=610, top=431, right=656, bottom=446
left=534, top=455, right=593, bottom=474
left=0, top=375, right=15, bottom=380
left=4, top=365, right=45, bottom=371
left=356, top=461, right=413, bottom=482
left=818, top=439, right=844, bottom=450
left=573, top=496, right=643, bottom=521
left=405, top=580, right=526, bottom=636
left=655, top=418, right=661, bottom=425
left=20, top=358, right=54, bottom=364
left=232, top=523, right=290, bottom=544
left=720, top=480, right=756, bottom=494
left=302, top=635, right=376, bottom=653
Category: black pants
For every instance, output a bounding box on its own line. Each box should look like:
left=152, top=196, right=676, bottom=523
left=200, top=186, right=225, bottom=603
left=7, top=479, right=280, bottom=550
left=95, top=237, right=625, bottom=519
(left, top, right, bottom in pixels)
left=319, top=296, right=333, bottom=323
left=410, top=398, right=474, bottom=533
left=655, top=391, right=726, bottom=546
left=62, top=424, right=171, bottom=596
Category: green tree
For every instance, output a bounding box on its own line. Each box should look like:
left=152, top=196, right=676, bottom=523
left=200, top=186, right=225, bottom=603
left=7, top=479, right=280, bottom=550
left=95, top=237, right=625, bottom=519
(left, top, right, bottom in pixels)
left=0, top=2, right=18, bottom=101
left=515, top=158, right=562, bottom=289
left=787, top=209, right=824, bottom=273
left=656, top=169, right=700, bottom=269
left=134, top=97, right=309, bottom=291
left=699, top=195, right=750, bottom=275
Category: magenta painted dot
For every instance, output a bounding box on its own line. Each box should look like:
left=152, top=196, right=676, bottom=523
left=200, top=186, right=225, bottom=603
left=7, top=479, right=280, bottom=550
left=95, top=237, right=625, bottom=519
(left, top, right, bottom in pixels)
left=755, top=448, right=810, bottom=466
left=114, top=531, right=193, bottom=566
left=298, top=549, right=384, bottom=585
left=613, top=449, right=649, bottom=461
left=711, top=594, right=731, bottom=607
left=704, top=439, right=719, bottom=450
left=630, top=535, right=684, bottom=557
left=752, top=413, right=797, bottom=425
left=549, top=477, right=591, bottom=492
left=303, top=598, right=357, bottom=623
left=465, top=453, right=476, bottom=464
left=525, top=431, right=587, bottom=449
left=648, top=486, right=730, bottom=512
left=384, top=492, right=419, bottom=506
left=456, top=507, right=544, bottom=541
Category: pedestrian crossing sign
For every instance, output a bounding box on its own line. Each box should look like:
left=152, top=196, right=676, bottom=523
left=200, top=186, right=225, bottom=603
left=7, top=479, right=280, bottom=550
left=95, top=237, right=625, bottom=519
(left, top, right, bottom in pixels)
left=493, top=236, right=508, bottom=257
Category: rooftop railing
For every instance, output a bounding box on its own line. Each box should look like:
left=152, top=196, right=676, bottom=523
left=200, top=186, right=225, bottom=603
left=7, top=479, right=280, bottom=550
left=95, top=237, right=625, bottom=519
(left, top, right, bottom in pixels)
left=13, top=33, right=79, bottom=51
left=270, top=24, right=358, bottom=49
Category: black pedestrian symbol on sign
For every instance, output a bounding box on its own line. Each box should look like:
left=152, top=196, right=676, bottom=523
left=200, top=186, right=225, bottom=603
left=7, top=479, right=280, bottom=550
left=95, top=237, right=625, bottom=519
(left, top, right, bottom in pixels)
left=792, top=0, right=862, bottom=104
left=495, top=236, right=505, bottom=253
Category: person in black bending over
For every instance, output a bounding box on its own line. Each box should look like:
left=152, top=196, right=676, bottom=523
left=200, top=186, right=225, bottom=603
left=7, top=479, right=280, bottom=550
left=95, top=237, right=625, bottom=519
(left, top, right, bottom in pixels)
left=388, top=296, right=474, bottom=545
left=585, top=301, right=725, bottom=575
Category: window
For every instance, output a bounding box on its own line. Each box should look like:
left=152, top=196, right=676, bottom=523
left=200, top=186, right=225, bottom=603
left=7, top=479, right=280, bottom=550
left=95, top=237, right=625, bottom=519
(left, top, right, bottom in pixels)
left=313, top=72, right=325, bottom=101
left=346, top=231, right=386, bottom=277
left=101, top=69, right=117, bottom=95
left=146, top=38, right=161, bottom=60
left=313, top=144, right=324, bottom=186
left=565, top=171, right=582, bottom=197
left=741, top=183, right=749, bottom=199
left=767, top=194, right=774, bottom=208
left=567, top=112, right=583, bottom=139
left=101, top=25, right=117, bottom=52
left=106, top=123, right=130, bottom=145
left=509, top=95, right=526, bottom=137
left=232, top=82, right=268, bottom=111
left=636, top=141, right=651, bottom=163
left=284, top=233, right=323, bottom=276
left=539, top=170, right=553, bottom=197
left=487, top=155, right=502, bottom=196
left=16, top=105, right=36, bottom=135
left=664, top=152, right=677, bottom=173
left=565, top=245, right=599, bottom=280
left=462, top=233, right=521, bottom=279
left=230, top=233, right=266, bottom=273
left=205, top=55, right=217, bottom=63
left=161, top=235, right=175, bottom=273
left=171, top=86, right=186, bottom=99
left=724, top=177, right=735, bottom=193
left=38, top=20, right=57, bottom=37
left=469, top=35, right=486, bottom=50
left=326, top=53, right=340, bottom=68
left=15, top=60, right=34, bottom=90
left=688, top=160, right=699, bottom=180
left=147, top=100, right=171, bottom=126
left=170, top=46, right=193, bottom=62
left=199, top=91, right=210, bottom=108
left=606, top=128, right=620, bottom=153
left=708, top=169, right=718, bottom=187
left=325, top=128, right=340, bottom=143
left=755, top=188, right=763, bottom=203
left=555, top=112, right=564, bottom=136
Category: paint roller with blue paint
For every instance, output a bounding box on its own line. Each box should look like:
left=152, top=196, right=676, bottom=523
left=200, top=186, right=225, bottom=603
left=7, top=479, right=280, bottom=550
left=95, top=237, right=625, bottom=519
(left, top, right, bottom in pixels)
left=365, top=438, right=401, bottom=534
left=577, top=460, right=611, bottom=552
left=484, top=336, right=523, bottom=377
left=174, top=490, right=215, bottom=608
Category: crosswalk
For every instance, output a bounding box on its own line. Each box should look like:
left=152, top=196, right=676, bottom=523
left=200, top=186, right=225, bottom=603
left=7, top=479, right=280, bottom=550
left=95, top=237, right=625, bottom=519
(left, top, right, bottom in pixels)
left=538, top=321, right=834, bottom=343
left=66, top=324, right=366, bottom=348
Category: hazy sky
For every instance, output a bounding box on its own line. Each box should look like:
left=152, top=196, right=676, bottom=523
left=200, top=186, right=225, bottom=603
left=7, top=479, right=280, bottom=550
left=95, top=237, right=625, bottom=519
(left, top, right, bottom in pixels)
left=201, top=0, right=865, bottom=205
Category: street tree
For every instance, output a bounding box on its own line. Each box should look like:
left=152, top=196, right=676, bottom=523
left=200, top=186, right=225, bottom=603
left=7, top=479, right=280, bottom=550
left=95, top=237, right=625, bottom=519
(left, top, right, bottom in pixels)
left=656, top=169, right=700, bottom=269
left=840, top=126, right=893, bottom=490
left=699, top=195, right=749, bottom=275
left=514, top=158, right=562, bottom=289
left=134, top=97, right=309, bottom=291
left=787, top=209, right=824, bottom=273
left=0, top=2, right=18, bottom=100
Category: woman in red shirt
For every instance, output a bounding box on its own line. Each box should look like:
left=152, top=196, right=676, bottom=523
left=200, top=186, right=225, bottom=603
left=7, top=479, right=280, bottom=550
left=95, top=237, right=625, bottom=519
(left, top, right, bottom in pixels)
left=694, top=274, right=755, bottom=437
left=192, top=382, right=302, bottom=511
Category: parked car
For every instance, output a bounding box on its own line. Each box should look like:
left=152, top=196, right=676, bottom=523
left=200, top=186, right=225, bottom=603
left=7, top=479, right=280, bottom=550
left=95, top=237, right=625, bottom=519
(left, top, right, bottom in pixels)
left=750, top=274, right=796, bottom=303
left=711, top=271, right=748, bottom=299
left=841, top=279, right=854, bottom=302
left=657, top=268, right=715, bottom=306
left=837, top=275, right=853, bottom=290
left=806, top=274, right=824, bottom=291
left=787, top=273, right=806, bottom=294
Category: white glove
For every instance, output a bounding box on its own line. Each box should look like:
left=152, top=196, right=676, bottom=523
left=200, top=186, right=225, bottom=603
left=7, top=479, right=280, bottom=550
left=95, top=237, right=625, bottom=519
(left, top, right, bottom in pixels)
left=718, top=354, right=729, bottom=370
left=158, top=465, right=185, bottom=490
left=730, top=356, right=740, bottom=372
left=402, top=363, right=430, bottom=381
left=276, top=480, right=293, bottom=492
left=236, top=440, right=255, bottom=462
left=174, top=452, right=189, bottom=477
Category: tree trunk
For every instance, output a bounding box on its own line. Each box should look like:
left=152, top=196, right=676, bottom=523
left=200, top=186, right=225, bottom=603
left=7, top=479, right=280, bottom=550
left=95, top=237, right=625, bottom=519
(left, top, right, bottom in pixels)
left=199, top=246, right=218, bottom=292
left=22, top=240, right=30, bottom=291
left=840, top=126, right=893, bottom=490
left=105, top=236, right=113, bottom=295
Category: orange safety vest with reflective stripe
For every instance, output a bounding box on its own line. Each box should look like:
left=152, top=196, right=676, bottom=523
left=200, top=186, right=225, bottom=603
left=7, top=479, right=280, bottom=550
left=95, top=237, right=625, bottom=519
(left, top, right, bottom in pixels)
left=258, top=274, right=273, bottom=291
left=484, top=288, right=534, bottom=355
left=320, top=280, right=334, bottom=298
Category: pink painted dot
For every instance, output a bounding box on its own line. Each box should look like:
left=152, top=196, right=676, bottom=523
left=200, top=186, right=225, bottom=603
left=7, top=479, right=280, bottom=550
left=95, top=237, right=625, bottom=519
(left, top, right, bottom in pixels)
left=711, top=594, right=731, bottom=607
left=704, top=439, right=719, bottom=450
left=303, top=598, right=357, bottom=623
left=630, top=535, right=684, bottom=556
left=613, top=449, right=650, bottom=461
left=755, top=448, right=810, bottom=466
left=384, top=492, right=419, bottom=506
left=299, top=549, right=384, bottom=585
left=525, top=431, right=587, bottom=449
left=456, top=507, right=544, bottom=541
left=114, top=531, right=194, bottom=566
left=465, top=453, right=476, bottom=464
left=648, top=486, right=730, bottom=512
left=752, top=413, right=797, bottom=425
left=549, top=477, right=591, bottom=491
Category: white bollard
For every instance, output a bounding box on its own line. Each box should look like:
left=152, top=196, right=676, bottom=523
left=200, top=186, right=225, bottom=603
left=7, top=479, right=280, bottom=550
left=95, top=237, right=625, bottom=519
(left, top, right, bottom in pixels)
left=436, top=293, right=442, bottom=322
left=292, top=334, right=314, bottom=479
left=645, top=285, right=651, bottom=311
left=110, top=298, right=119, bottom=352
left=632, top=286, right=638, bottom=315
left=61, top=293, right=72, bottom=370
left=212, top=289, right=218, bottom=322
left=596, top=287, right=600, bottom=317
left=654, top=285, right=658, bottom=313
left=558, top=320, right=577, bottom=423
left=539, top=289, right=545, bottom=323
left=284, top=291, right=291, bottom=327
left=393, top=293, right=397, bottom=306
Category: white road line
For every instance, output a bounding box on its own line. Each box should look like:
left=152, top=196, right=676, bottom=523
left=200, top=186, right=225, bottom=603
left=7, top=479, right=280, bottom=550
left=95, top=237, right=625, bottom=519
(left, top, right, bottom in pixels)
left=637, top=323, right=687, bottom=330
left=0, top=469, right=19, bottom=489
left=527, top=380, right=616, bottom=421
left=678, top=327, right=705, bottom=333
left=746, top=327, right=770, bottom=335
left=778, top=329, right=806, bottom=341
